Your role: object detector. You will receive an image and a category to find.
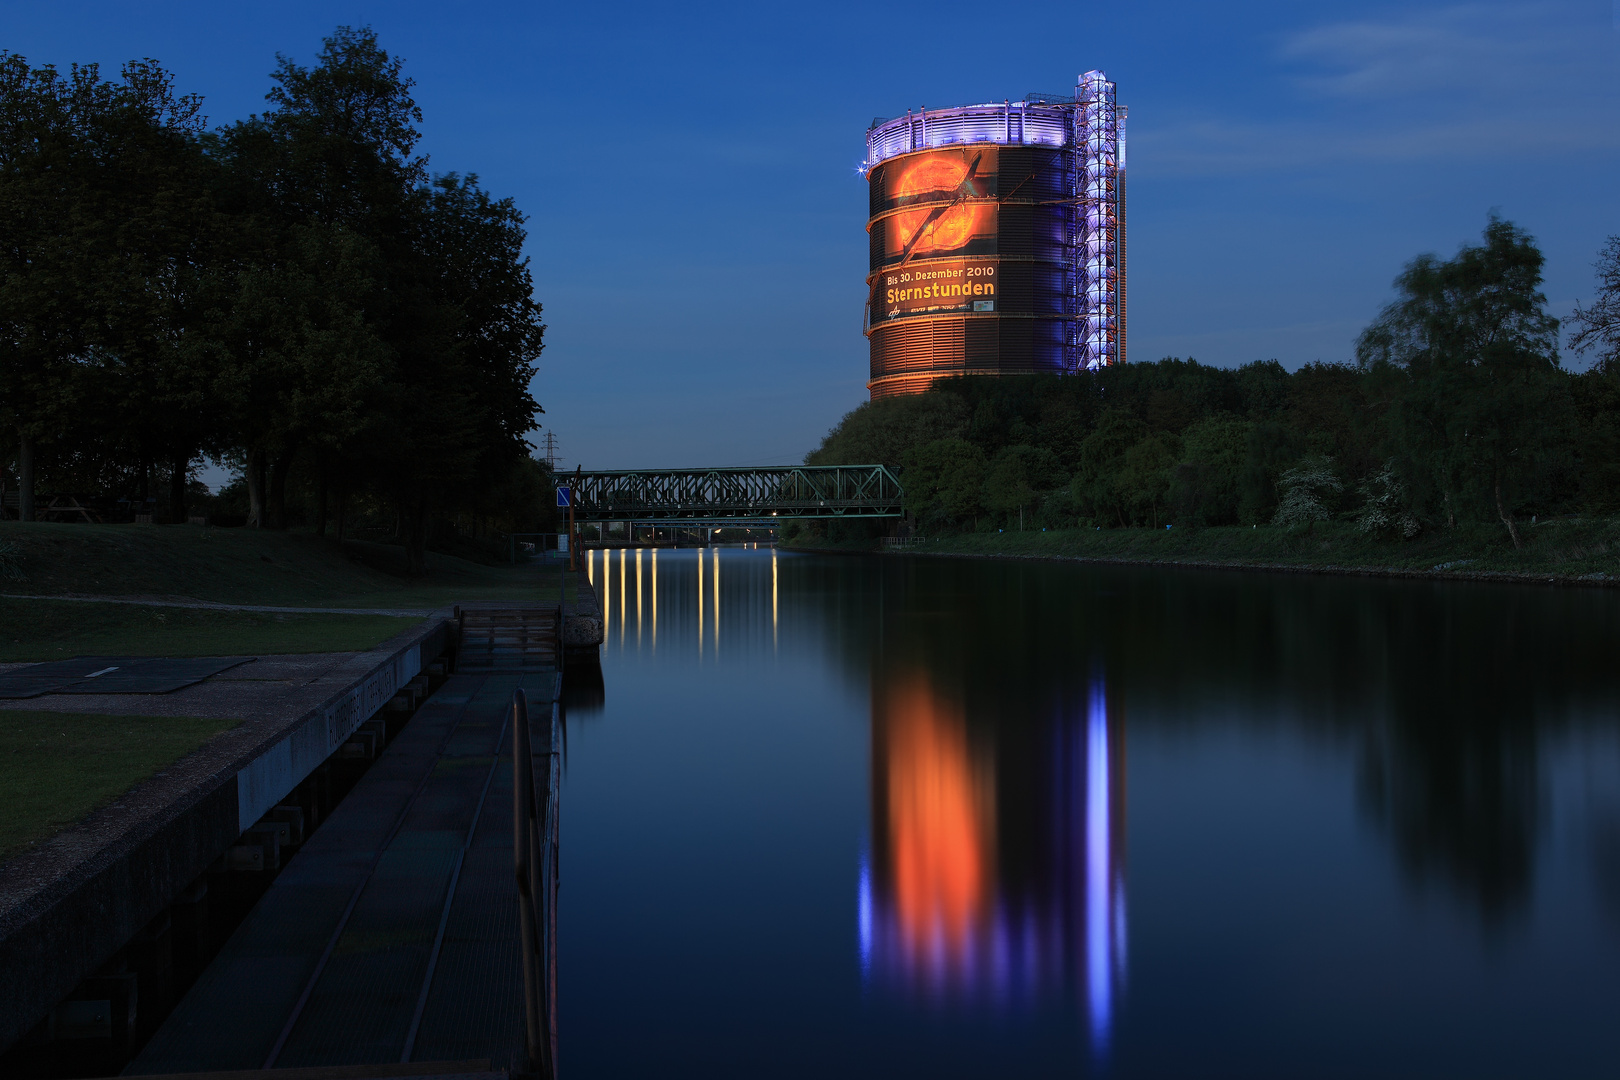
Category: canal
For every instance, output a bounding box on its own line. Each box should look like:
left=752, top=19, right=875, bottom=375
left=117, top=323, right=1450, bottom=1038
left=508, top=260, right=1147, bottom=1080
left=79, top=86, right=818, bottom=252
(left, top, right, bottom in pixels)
left=563, top=548, right=1620, bottom=1077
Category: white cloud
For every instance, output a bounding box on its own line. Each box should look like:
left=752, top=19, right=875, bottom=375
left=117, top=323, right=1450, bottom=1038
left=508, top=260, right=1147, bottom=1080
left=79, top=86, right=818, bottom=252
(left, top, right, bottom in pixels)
left=1279, top=3, right=1589, bottom=100
left=1138, top=2, right=1620, bottom=176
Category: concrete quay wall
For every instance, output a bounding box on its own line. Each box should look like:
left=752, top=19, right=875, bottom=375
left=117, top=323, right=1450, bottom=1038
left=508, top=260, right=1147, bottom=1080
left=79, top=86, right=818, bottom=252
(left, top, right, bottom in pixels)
left=563, top=570, right=604, bottom=660
left=0, top=616, right=452, bottom=1052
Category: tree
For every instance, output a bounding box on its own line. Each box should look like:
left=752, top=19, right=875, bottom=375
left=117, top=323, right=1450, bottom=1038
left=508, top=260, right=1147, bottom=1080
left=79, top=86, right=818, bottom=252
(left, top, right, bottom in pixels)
left=259, top=26, right=425, bottom=232
left=0, top=55, right=103, bottom=520
left=1355, top=217, right=1565, bottom=546
left=1072, top=408, right=1149, bottom=527
left=981, top=444, right=1064, bottom=528
left=85, top=60, right=217, bottom=523
left=808, top=392, right=968, bottom=469
left=375, top=173, right=545, bottom=572
left=0, top=30, right=547, bottom=556
left=1, top=54, right=214, bottom=521
left=1168, top=415, right=1252, bottom=525
left=209, top=222, right=389, bottom=528
left=1569, top=236, right=1620, bottom=371
left=1566, top=238, right=1620, bottom=514
left=1117, top=432, right=1181, bottom=527
left=1272, top=455, right=1342, bottom=527
left=221, top=29, right=546, bottom=568
left=901, top=438, right=987, bottom=527
left=1356, top=462, right=1419, bottom=539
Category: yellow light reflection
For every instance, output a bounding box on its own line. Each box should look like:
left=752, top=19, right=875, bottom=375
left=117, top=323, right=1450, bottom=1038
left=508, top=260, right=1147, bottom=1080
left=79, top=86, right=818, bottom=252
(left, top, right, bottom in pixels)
left=771, top=547, right=779, bottom=650
left=697, top=545, right=704, bottom=659
left=711, top=546, right=720, bottom=657
left=635, top=547, right=643, bottom=648
left=651, top=549, right=658, bottom=653
left=618, top=547, right=626, bottom=646
left=600, top=547, right=609, bottom=639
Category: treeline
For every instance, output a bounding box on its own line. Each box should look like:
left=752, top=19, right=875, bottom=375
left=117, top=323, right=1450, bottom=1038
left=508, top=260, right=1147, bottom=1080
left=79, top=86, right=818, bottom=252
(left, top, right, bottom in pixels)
left=807, top=219, right=1620, bottom=545
left=0, top=28, right=550, bottom=570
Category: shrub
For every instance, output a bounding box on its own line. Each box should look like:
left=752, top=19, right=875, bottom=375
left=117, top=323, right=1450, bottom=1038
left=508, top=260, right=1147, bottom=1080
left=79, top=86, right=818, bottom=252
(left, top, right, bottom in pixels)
left=1272, top=455, right=1343, bottom=526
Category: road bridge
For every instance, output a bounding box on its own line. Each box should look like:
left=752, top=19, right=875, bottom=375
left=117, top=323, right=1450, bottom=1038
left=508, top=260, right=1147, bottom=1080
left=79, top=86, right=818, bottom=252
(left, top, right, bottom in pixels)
left=565, top=465, right=902, bottom=522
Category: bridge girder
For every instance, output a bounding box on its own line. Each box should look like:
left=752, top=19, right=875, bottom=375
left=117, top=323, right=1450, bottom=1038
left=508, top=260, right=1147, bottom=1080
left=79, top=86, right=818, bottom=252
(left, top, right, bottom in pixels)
left=566, top=465, right=903, bottom=522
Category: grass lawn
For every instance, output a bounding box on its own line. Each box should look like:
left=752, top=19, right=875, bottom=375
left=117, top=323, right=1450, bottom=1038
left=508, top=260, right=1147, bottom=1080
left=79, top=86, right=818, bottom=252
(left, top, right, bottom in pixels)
left=0, top=522, right=579, bottom=609
left=0, top=599, right=423, bottom=662
left=895, top=518, right=1620, bottom=581
left=0, top=710, right=241, bottom=862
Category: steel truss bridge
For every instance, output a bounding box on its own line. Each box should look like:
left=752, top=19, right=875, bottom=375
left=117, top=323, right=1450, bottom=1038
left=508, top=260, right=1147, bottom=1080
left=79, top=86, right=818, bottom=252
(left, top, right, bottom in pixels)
left=566, top=465, right=902, bottom=522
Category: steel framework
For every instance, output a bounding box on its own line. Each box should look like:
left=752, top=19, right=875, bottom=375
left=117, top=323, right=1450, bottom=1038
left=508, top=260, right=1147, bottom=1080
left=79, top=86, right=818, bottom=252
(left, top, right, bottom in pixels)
left=1075, top=71, right=1124, bottom=371
left=566, top=466, right=903, bottom=521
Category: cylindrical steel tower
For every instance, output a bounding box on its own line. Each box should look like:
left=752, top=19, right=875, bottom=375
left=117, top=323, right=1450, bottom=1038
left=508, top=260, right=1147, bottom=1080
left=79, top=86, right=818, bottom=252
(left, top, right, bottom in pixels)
left=862, top=72, right=1126, bottom=399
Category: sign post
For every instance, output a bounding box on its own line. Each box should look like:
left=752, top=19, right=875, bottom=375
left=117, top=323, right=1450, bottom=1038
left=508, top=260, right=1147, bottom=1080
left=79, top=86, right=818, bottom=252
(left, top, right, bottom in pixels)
left=571, top=467, right=582, bottom=572
left=555, top=485, right=574, bottom=571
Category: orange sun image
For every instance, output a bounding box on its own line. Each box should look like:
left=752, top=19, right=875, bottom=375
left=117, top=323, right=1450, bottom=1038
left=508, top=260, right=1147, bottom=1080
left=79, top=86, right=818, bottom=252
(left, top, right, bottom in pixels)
left=888, top=153, right=992, bottom=258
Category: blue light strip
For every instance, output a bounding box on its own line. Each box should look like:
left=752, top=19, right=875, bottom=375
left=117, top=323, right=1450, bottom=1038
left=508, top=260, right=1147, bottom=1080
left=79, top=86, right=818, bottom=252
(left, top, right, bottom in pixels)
left=862, top=102, right=1071, bottom=172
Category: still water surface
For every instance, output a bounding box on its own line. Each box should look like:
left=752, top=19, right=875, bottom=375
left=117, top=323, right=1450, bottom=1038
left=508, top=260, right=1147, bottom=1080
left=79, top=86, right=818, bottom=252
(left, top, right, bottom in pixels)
left=561, top=548, right=1620, bottom=1077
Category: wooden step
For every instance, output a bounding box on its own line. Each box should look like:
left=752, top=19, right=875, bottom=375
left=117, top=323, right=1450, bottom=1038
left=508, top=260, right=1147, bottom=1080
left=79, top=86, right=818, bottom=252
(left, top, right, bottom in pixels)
left=456, top=607, right=560, bottom=671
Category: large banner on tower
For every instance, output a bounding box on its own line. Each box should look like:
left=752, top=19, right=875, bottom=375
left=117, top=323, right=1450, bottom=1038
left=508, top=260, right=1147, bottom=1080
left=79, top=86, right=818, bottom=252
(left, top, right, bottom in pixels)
left=873, top=147, right=1000, bottom=262
left=872, top=258, right=998, bottom=320
left=869, top=147, right=1001, bottom=323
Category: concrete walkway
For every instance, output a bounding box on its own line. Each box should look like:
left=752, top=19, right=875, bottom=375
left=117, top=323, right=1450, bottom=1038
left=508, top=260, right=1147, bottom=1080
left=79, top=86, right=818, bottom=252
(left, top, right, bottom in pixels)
left=128, top=671, right=558, bottom=1074
left=0, top=619, right=453, bottom=1055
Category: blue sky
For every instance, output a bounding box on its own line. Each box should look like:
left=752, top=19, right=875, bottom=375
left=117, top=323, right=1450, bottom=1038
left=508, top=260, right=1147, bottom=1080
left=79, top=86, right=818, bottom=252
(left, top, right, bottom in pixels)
left=4, top=1, right=1618, bottom=470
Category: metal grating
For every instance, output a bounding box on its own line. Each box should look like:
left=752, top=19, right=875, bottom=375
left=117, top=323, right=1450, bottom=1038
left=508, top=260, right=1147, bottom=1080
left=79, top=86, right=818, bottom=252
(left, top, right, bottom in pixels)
left=567, top=465, right=903, bottom=521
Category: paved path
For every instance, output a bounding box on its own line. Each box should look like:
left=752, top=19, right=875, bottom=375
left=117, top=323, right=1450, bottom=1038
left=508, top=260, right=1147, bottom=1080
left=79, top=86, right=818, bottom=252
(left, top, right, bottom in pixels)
left=129, top=670, right=558, bottom=1074
left=0, top=620, right=454, bottom=1056
left=1, top=593, right=437, bottom=617
left=0, top=652, right=388, bottom=715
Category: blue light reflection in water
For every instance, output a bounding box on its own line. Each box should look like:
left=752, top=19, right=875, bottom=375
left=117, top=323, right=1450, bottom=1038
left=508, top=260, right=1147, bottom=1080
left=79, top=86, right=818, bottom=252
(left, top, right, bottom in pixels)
left=1086, top=678, right=1117, bottom=1052
left=560, top=549, right=1620, bottom=1079
left=860, top=667, right=1129, bottom=1058
left=858, top=850, right=873, bottom=977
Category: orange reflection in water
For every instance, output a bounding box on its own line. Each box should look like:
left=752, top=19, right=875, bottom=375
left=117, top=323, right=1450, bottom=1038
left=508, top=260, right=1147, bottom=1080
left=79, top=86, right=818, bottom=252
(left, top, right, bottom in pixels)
left=866, top=671, right=1127, bottom=1035
left=878, top=674, right=995, bottom=968
left=888, top=153, right=993, bottom=257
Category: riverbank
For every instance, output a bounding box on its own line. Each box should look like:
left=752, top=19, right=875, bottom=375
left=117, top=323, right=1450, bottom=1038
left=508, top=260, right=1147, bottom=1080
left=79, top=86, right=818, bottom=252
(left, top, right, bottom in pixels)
left=0, top=522, right=578, bottom=657
left=0, top=521, right=574, bottom=608
left=792, top=518, right=1620, bottom=586
left=0, top=597, right=422, bottom=662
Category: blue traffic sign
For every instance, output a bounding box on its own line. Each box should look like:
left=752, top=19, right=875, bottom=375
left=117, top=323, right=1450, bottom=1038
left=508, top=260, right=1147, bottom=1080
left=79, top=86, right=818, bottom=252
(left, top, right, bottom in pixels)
left=556, top=485, right=572, bottom=508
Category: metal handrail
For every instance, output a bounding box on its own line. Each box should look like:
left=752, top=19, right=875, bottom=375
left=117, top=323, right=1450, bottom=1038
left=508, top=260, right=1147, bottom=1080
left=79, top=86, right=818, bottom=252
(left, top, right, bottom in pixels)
left=512, top=688, right=560, bottom=1077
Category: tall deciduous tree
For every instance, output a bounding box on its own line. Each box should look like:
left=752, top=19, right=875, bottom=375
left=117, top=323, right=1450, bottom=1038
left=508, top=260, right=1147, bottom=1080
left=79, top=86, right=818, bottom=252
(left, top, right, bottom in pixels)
left=209, top=222, right=388, bottom=528
left=1569, top=236, right=1620, bottom=372
left=1, top=55, right=217, bottom=520
left=1355, top=218, right=1566, bottom=546
left=1, top=29, right=545, bottom=549
left=377, top=173, right=543, bottom=572
left=0, top=55, right=103, bottom=520
left=1568, top=238, right=1620, bottom=512
left=86, top=60, right=216, bottom=523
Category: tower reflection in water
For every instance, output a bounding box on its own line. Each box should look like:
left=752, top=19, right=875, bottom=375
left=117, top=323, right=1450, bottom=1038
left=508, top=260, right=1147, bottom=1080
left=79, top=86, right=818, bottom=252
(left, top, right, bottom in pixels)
left=862, top=671, right=1126, bottom=1049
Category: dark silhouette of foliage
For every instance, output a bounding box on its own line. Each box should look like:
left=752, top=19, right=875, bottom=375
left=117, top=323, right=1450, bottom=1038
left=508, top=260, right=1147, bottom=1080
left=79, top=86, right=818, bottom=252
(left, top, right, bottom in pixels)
left=0, top=29, right=546, bottom=570
left=809, top=218, right=1614, bottom=541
